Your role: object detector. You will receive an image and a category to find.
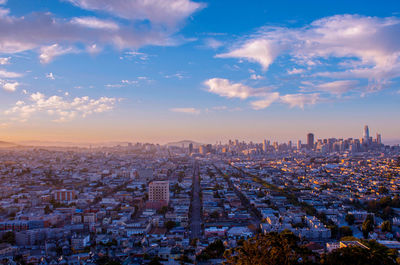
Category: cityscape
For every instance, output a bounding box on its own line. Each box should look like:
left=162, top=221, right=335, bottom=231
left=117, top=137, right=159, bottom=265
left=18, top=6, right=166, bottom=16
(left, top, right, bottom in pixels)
left=0, top=125, right=398, bottom=264
left=0, top=0, right=400, bottom=264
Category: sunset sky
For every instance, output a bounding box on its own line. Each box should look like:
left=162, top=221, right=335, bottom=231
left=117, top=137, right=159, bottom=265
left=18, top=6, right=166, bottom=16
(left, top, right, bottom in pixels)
left=0, top=0, right=399, bottom=144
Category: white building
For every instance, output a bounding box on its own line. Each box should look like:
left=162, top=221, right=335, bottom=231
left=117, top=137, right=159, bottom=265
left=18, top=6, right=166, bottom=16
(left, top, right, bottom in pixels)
left=149, top=181, right=170, bottom=205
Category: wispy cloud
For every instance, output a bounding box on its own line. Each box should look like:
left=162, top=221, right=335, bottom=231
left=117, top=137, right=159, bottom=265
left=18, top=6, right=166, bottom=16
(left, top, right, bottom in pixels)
left=170, top=107, right=200, bottom=114
left=40, top=44, right=77, bottom=64
left=0, top=1, right=203, bottom=62
left=204, top=78, right=321, bottom=109
left=280, top=93, right=320, bottom=109
left=0, top=69, right=22, bottom=78
left=64, top=0, right=205, bottom=28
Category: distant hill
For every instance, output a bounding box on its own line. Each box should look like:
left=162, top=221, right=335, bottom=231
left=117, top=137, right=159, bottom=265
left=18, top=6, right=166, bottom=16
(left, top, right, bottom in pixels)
left=17, top=141, right=132, bottom=147
left=0, top=141, right=18, bottom=148
left=165, top=140, right=203, bottom=148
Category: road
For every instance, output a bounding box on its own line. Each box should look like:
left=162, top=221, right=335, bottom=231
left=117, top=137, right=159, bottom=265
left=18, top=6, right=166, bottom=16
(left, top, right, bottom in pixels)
left=190, top=161, right=202, bottom=240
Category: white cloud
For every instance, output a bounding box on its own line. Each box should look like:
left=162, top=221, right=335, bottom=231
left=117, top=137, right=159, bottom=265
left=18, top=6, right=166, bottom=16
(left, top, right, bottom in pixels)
left=0, top=69, right=22, bottom=78
left=70, top=17, right=119, bottom=30
left=0, top=0, right=6, bottom=5
left=170, top=107, right=200, bottom=114
left=217, top=39, right=280, bottom=71
left=1, top=81, right=18, bottom=92
left=280, top=93, right=320, bottom=109
left=314, top=80, right=359, bottom=95
left=204, top=38, right=223, bottom=49
left=4, top=92, right=118, bottom=122
left=0, top=57, right=10, bottom=65
left=204, top=77, right=321, bottom=109
left=204, top=78, right=254, bottom=99
left=39, top=44, right=76, bottom=64
left=46, top=72, right=55, bottom=80
left=250, top=74, right=264, bottom=80
left=287, top=68, right=305, bottom=75
left=0, top=7, right=194, bottom=62
left=65, top=0, right=205, bottom=27
left=121, top=80, right=138, bottom=85
left=250, top=92, right=280, bottom=110
left=217, top=15, right=400, bottom=92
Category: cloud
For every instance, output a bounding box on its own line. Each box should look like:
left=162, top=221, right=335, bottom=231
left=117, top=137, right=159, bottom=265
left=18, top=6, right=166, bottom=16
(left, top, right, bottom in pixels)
left=170, top=107, right=200, bottom=114
left=0, top=57, right=10, bottom=65
left=204, top=77, right=321, bottom=109
left=65, top=0, right=205, bottom=27
left=4, top=92, right=118, bottom=122
left=217, top=15, right=400, bottom=92
left=216, top=39, right=280, bottom=71
left=39, top=44, right=76, bottom=64
left=204, top=38, right=223, bottom=49
left=1, top=81, right=18, bottom=92
left=287, top=68, right=305, bottom=75
left=250, top=74, right=264, bottom=80
left=204, top=78, right=255, bottom=99
left=46, top=72, right=55, bottom=80
left=280, top=93, right=320, bottom=109
left=250, top=92, right=280, bottom=109
left=313, top=80, right=359, bottom=95
left=0, top=69, right=22, bottom=78
left=70, top=17, right=119, bottom=30
left=0, top=7, right=197, bottom=62
left=0, top=0, right=6, bottom=5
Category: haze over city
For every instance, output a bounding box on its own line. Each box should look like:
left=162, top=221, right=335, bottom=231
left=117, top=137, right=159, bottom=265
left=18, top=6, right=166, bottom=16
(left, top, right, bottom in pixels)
left=0, top=0, right=399, bottom=144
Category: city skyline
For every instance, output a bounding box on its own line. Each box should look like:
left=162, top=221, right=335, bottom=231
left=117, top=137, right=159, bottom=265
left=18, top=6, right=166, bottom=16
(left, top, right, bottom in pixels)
left=0, top=0, right=399, bottom=143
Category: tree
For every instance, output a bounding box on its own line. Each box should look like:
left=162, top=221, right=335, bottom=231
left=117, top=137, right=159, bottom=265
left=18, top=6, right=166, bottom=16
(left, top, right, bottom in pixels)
left=339, top=226, right=353, bottom=237
left=210, top=211, right=220, bottom=219
left=197, top=239, right=225, bottom=261
left=148, top=257, right=162, bottom=265
left=224, top=231, right=315, bottom=265
left=1, top=231, right=15, bottom=244
left=157, top=206, right=169, bottom=215
left=165, top=221, right=176, bottom=231
left=362, top=215, right=374, bottom=238
left=381, top=220, right=392, bottom=233
left=321, top=245, right=396, bottom=265
left=378, top=187, right=389, bottom=194
left=345, top=213, right=355, bottom=225
left=44, top=205, right=52, bottom=214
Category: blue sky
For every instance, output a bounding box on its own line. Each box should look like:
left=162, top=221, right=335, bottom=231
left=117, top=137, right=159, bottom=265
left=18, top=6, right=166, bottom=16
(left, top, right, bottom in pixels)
left=0, top=0, right=399, bottom=144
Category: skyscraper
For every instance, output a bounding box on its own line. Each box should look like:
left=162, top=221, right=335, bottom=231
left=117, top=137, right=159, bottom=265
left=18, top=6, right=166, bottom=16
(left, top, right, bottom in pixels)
left=363, top=125, right=369, bottom=142
left=376, top=133, right=382, bottom=145
left=307, top=133, right=314, bottom=150
left=189, top=143, right=193, bottom=154
left=263, top=139, right=267, bottom=152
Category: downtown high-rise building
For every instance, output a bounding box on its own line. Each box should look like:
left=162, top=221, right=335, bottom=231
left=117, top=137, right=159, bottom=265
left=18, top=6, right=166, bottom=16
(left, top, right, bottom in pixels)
left=363, top=125, right=370, bottom=142
left=307, top=133, right=314, bottom=150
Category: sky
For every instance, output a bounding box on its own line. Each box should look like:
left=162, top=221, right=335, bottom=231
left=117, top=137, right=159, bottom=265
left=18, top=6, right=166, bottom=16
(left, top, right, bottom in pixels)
left=0, top=0, right=399, bottom=144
